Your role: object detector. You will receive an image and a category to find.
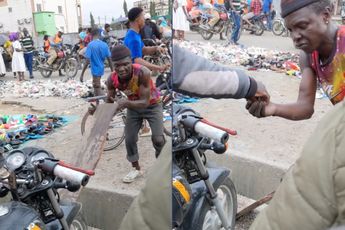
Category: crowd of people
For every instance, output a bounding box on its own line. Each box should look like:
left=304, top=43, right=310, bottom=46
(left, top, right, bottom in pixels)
left=172, top=0, right=275, bottom=44
left=0, top=29, right=35, bottom=81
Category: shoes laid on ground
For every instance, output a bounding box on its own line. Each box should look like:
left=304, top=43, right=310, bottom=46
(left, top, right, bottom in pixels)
left=122, top=169, right=142, bottom=183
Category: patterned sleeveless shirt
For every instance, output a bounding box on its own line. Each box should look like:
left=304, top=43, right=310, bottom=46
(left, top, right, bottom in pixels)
left=310, top=26, right=345, bottom=105
left=111, top=64, right=160, bottom=105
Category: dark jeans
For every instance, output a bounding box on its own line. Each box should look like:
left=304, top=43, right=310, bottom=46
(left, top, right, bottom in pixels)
left=265, top=12, right=272, bottom=30
left=24, top=52, right=33, bottom=77
left=230, top=12, right=241, bottom=43
left=125, top=103, right=166, bottom=163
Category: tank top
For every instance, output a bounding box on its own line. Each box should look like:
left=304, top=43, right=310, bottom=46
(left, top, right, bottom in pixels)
left=310, top=26, right=345, bottom=105
left=111, top=64, right=160, bottom=105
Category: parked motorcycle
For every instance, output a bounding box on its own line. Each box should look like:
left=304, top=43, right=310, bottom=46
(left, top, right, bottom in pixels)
left=197, top=7, right=233, bottom=40
left=241, top=14, right=266, bottom=36
left=32, top=48, right=48, bottom=72
left=172, top=105, right=237, bottom=230
left=0, top=147, right=93, bottom=230
left=38, top=45, right=79, bottom=79
left=143, top=39, right=171, bottom=67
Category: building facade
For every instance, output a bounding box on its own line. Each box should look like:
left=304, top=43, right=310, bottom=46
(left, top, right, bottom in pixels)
left=0, top=0, right=81, bottom=34
left=133, top=0, right=170, bottom=18
left=273, top=0, right=344, bottom=19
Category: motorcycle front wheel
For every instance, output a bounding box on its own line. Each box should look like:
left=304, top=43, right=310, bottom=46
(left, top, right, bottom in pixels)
left=272, top=20, right=285, bottom=36
left=64, top=58, right=79, bottom=79
left=254, top=20, right=265, bottom=36
left=70, top=213, right=88, bottom=230
left=200, top=177, right=237, bottom=230
left=199, top=29, right=214, bottom=40
left=39, top=68, right=53, bottom=78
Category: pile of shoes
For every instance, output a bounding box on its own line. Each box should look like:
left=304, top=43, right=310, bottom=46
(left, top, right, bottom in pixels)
left=177, top=41, right=301, bottom=75
left=0, top=79, right=107, bottom=99
left=0, top=114, right=66, bottom=153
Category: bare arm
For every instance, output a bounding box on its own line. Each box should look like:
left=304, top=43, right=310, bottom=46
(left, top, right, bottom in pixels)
left=107, top=57, right=114, bottom=72
left=80, top=59, right=90, bottom=82
left=142, top=46, right=158, bottom=55
left=267, top=51, right=317, bottom=120
left=134, top=57, right=165, bottom=72
left=106, top=74, right=116, bottom=103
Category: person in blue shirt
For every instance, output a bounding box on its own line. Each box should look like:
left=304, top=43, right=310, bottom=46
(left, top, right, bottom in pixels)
left=124, top=7, right=169, bottom=72
left=80, top=27, right=113, bottom=96
left=263, top=0, right=273, bottom=30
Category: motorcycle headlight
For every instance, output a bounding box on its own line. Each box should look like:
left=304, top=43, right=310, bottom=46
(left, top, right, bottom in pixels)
left=5, top=150, right=26, bottom=171
left=26, top=221, right=44, bottom=230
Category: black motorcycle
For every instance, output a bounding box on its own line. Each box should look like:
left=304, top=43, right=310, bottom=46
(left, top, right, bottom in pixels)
left=197, top=6, right=234, bottom=41
left=0, top=147, right=93, bottom=229
left=241, top=14, right=266, bottom=36
left=172, top=105, right=237, bottom=230
left=38, top=45, right=79, bottom=79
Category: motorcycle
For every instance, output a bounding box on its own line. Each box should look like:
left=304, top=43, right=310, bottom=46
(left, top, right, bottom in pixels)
left=143, top=39, right=171, bottom=67
left=197, top=6, right=233, bottom=41
left=32, top=48, right=48, bottom=72
left=241, top=14, right=266, bottom=36
left=0, top=147, right=93, bottom=229
left=38, top=45, right=79, bottom=79
left=172, top=105, right=238, bottom=230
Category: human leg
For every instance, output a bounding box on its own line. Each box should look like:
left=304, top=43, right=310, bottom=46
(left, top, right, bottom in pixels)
left=144, top=104, right=165, bottom=158
left=46, top=49, right=57, bottom=65
left=92, top=76, right=104, bottom=96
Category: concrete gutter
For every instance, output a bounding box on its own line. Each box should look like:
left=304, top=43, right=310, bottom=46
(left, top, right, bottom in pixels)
left=208, top=152, right=288, bottom=200
left=78, top=187, right=134, bottom=230
left=77, top=154, right=287, bottom=229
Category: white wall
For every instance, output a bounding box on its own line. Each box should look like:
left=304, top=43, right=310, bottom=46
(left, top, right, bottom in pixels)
left=33, top=0, right=79, bottom=33
left=0, top=0, right=34, bottom=34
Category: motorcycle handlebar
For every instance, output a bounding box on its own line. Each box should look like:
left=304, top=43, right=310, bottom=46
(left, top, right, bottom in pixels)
left=53, top=165, right=89, bottom=186
left=180, top=115, right=229, bottom=144
left=38, top=159, right=92, bottom=186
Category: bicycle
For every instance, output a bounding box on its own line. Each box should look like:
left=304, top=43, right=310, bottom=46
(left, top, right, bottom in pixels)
left=81, top=94, right=126, bottom=151
left=272, top=18, right=290, bottom=37
left=81, top=87, right=172, bottom=151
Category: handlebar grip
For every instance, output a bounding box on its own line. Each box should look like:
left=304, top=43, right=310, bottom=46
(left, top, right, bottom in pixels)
left=53, top=165, right=89, bottom=186
left=194, top=121, right=229, bottom=144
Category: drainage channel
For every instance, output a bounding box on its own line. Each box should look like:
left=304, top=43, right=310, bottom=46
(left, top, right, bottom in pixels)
left=78, top=153, right=286, bottom=230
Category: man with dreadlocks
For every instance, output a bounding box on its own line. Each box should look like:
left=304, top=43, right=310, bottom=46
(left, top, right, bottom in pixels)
left=249, top=1, right=345, bottom=229
left=247, top=0, right=345, bottom=120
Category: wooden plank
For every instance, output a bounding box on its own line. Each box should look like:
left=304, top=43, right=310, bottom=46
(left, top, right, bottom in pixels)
left=61, top=103, right=118, bottom=199
left=73, top=103, right=118, bottom=169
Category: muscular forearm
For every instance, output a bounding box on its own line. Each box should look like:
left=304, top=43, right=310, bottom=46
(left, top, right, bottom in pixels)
left=272, top=102, right=314, bottom=120
left=134, top=58, right=161, bottom=71
left=80, top=59, right=90, bottom=76
left=125, top=99, right=150, bottom=110
left=142, top=46, right=157, bottom=55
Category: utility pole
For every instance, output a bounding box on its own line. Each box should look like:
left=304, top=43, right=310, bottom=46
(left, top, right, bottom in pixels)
left=105, top=16, right=107, bottom=24
left=98, top=16, right=100, bottom=26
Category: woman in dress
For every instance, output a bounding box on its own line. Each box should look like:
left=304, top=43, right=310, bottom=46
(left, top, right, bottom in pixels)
left=157, top=17, right=172, bottom=39
left=173, top=0, right=190, bottom=40
left=10, top=32, right=26, bottom=81
left=0, top=45, right=6, bottom=77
